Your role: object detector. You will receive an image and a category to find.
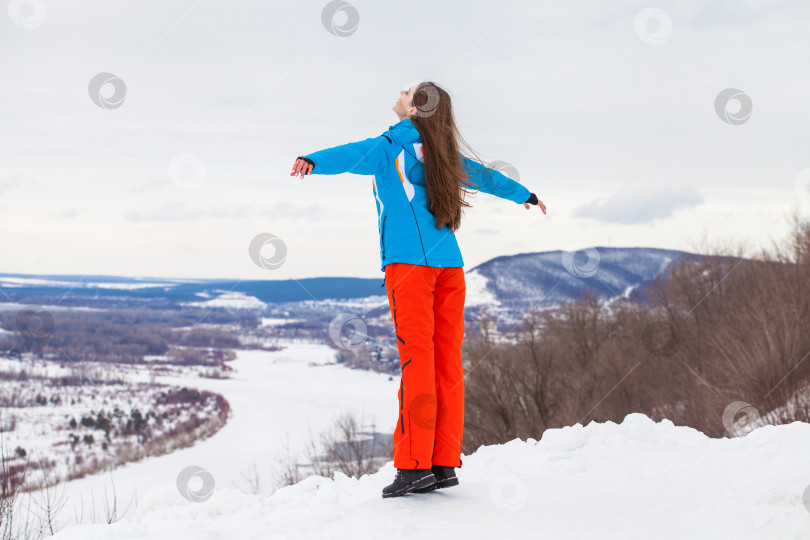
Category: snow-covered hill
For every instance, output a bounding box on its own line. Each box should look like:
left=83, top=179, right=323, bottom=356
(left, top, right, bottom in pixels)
left=0, top=247, right=705, bottom=313
left=464, top=246, right=706, bottom=321
left=50, top=413, right=810, bottom=540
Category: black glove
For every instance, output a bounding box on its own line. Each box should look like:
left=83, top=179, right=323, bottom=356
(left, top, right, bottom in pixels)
left=524, top=192, right=538, bottom=205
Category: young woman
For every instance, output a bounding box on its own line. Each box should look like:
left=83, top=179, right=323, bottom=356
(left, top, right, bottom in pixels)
left=290, top=81, right=546, bottom=498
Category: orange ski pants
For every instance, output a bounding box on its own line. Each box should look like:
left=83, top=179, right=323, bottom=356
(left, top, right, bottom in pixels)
left=384, top=262, right=465, bottom=470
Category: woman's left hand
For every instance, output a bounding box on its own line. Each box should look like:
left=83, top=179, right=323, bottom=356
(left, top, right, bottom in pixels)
left=290, top=158, right=313, bottom=179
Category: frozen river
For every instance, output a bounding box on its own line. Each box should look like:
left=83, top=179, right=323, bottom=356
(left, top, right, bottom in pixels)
left=14, top=339, right=399, bottom=527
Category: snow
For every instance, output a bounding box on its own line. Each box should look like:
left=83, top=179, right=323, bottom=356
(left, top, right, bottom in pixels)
left=0, top=276, right=184, bottom=290
left=297, top=294, right=389, bottom=312
left=180, top=290, right=267, bottom=309
left=10, top=341, right=810, bottom=539
left=260, top=317, right=305, bottom=326
left=0, top=302, right=106, bottom=312
left=49, top=415, right=810, bottom=539
left=9, top=341, right=398, bottom=536
left=463, top=269, right=500, bottom=307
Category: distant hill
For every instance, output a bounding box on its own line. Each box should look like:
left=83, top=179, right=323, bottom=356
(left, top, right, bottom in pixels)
left=463, top=246, right=708, bottom=320
left=0, top=247, right=714, bottom=316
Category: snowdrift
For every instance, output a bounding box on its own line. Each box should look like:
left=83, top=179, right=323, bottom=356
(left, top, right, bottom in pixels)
left=51, top=413, right=810, bottom=539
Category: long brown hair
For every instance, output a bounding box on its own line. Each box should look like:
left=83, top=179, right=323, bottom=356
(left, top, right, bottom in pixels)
left=409, top=81, right=494, bottom=232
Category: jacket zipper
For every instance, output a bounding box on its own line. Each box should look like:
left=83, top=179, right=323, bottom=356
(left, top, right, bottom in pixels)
left=380, top=215, right=387, bottom=260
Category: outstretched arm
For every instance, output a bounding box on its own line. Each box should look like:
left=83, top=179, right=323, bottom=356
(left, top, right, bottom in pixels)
left=292, top=135, right=391, bottom=178
left=461, top=155, right=532, bottom=203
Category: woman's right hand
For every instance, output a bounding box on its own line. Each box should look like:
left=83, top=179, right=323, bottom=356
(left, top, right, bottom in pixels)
left=523, top=193, right=547, bottom=214
left=523, top=200, right=547, bottom=214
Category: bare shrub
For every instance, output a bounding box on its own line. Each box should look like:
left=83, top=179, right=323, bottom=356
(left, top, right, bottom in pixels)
left=305, top=411, right=389, bottom=480
left=269, top=433, right=305, bottom=490
left=1, top=423, right=135, bottom=540
left=271, top=411, right=391, bottom=493
left=462, top=212, right=810, bottom=448
left=238, top=461, right=262, bottom=496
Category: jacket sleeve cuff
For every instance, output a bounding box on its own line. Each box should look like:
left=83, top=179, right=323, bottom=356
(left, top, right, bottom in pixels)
left=524, top=193, right=538, bottom=205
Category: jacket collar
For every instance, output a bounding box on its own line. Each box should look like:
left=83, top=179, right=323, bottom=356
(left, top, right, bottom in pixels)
left=387, top=118, right=421, bottom=156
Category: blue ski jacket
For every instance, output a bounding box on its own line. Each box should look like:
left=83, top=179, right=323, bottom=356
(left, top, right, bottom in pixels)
left=301, top=118, right=533, bottom=273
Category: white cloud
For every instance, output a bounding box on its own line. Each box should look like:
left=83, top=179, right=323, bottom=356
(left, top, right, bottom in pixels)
left=574, top=182, right=704, bottom=224
left=0, top=175, right=24, bottom=192
left=125, top=201, right=324, bottom=222
left=1, top=0, right=806, bottom=278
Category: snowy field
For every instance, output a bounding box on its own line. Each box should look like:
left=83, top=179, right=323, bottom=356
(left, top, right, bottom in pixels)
left=47, top=414, right=810, bottom=539
left=8, top=340, right=399, bottom=535
left=8, top=340, right=810, bottom=539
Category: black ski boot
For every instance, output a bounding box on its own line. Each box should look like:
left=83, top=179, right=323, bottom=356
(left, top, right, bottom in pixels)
left=411, top=465, right=459, bottom=493
left=381, top=468, right=436, bottom=498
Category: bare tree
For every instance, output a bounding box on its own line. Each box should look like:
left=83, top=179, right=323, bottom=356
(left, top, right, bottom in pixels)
left=305, top=411, right=389, bottom=480
left=237, top=461, right=262, bottom=495
left=462, top=212, right=810, bottom=446
left=269, top=432, right=304, bottom=490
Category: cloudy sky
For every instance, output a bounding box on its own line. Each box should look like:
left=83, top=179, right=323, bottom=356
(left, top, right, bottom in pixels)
left=2, top=0, right=809, bottom=281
